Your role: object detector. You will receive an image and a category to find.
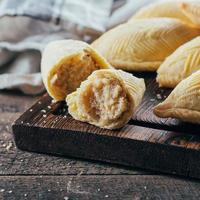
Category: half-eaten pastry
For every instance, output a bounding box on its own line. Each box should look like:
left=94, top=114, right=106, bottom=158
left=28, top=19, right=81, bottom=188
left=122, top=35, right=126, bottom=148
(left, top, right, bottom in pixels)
left=66, top=69, right=145, bottom=129
left=41, top=40, right=111, bottom=101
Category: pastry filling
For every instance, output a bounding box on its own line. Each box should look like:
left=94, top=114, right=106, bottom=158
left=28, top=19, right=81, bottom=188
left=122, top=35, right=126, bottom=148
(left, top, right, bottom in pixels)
left=80, top=75, right=129, bottom=123
left=50, top=51, right=100, bottom=99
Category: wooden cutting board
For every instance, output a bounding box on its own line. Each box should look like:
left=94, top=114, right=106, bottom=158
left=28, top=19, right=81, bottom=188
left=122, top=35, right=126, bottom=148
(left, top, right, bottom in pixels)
left=12, top=73, right=200, bottom=179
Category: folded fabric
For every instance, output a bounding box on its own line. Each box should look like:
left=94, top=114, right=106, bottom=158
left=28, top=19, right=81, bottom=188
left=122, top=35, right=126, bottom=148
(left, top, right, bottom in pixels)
left=0, top=0, right=114, bottom=94
left=108, top=0, right=158, bottom=28
left=0, top=0, right=156, bottom=95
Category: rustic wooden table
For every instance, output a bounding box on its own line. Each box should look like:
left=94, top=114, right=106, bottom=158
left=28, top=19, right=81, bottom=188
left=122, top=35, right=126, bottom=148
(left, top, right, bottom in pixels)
left=0, top=91, right=200, bottom=200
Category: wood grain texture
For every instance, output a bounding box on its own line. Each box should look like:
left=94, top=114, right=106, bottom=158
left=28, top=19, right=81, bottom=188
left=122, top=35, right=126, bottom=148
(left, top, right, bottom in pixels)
left=131, top=73, right=200, bottom=134
left=0, top=175, right=200, bottom=200
left=0, top=111, right=144, bottom=176
left=12, top=85, right=200, bottom=179
left=0, top=90, right=199, bottom=199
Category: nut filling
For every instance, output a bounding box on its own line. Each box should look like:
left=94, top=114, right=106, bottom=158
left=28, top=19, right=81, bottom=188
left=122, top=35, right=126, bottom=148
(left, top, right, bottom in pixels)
left=66, top=69, right=146, bottom=129
left=50, top=52, right=100, bottom=99
left=80, top=75, right=129, bottom=124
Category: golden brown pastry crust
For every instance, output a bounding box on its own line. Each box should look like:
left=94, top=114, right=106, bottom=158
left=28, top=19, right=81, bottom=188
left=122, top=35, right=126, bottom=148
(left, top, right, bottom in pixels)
left=66, top=69, right=145, bottom=129
left=154, top=70, right=200, bottom=124
left=157, top=36, right=200, bottom=88
left=41, top=40, right=111, bottom=101
left=92, top=18, right=200, bottom=72
left=130, top=1, right=192, bottom=24
left=181, top=1, right=200, bottom=26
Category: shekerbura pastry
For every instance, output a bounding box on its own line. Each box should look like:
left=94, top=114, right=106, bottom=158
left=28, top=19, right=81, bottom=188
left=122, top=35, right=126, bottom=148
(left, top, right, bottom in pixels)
left=66, top=69, right=145, bottom=129
left=130, top=1, right=191, bottom=23
left=92, top=18, right=200, bottom=71
left=41, top=40, right=111, bottom=101
left=181, top=0, right=200, bottom=26
left=157, top=36, right=200, bottom=88
left=154, top=70, right=200, bottom=124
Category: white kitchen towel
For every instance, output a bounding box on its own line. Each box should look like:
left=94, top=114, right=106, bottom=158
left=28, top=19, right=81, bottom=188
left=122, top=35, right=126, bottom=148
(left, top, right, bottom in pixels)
left=0, top=0, right=156, bottom=95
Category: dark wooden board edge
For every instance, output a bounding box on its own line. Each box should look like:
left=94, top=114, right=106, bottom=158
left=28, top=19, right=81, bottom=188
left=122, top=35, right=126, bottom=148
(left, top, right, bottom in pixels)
left=129, top=119, right=200, bottom=136
left=18, top=93, right=200, bottom=135
left=12, top=123, right=200, bottom=179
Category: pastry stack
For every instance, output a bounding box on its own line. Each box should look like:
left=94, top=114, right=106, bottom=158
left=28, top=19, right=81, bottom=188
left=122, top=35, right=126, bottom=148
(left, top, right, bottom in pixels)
left=41, top=0, right=200, bottom=129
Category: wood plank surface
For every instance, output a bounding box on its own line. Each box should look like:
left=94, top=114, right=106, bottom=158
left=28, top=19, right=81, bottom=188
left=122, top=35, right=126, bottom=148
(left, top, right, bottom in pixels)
left=12, top=74, right=200, bottom=179
left=12, top=91, right=200, bottom=179
left=0, top=91, right=200, bottom=199
left=0, top=92, right=145, bottom=176
left=0, top=175, right=200, bottom=200
left=0, top=102, right=144, bottom=176
left=131, top=73, right=200, bottom=134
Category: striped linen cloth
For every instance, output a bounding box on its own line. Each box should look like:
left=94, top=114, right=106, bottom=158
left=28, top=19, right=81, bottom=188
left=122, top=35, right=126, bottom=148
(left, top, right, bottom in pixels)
left=0, top=0, right=155, bottom=94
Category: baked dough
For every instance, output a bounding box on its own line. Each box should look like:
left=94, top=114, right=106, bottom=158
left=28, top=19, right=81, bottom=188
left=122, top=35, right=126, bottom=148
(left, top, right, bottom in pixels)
left=41, top=40, right=111, bottom=101
left=129, top=1, right=192, bottom=25
left=92, top=18, right=200, bottom=71
left=66, top=69, right=145, bottom=129
left=181, top=1, right=200, bottom=26
left=157, top=36, right=200, bottom=88
left=154, top=70, right=200, bottom=124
